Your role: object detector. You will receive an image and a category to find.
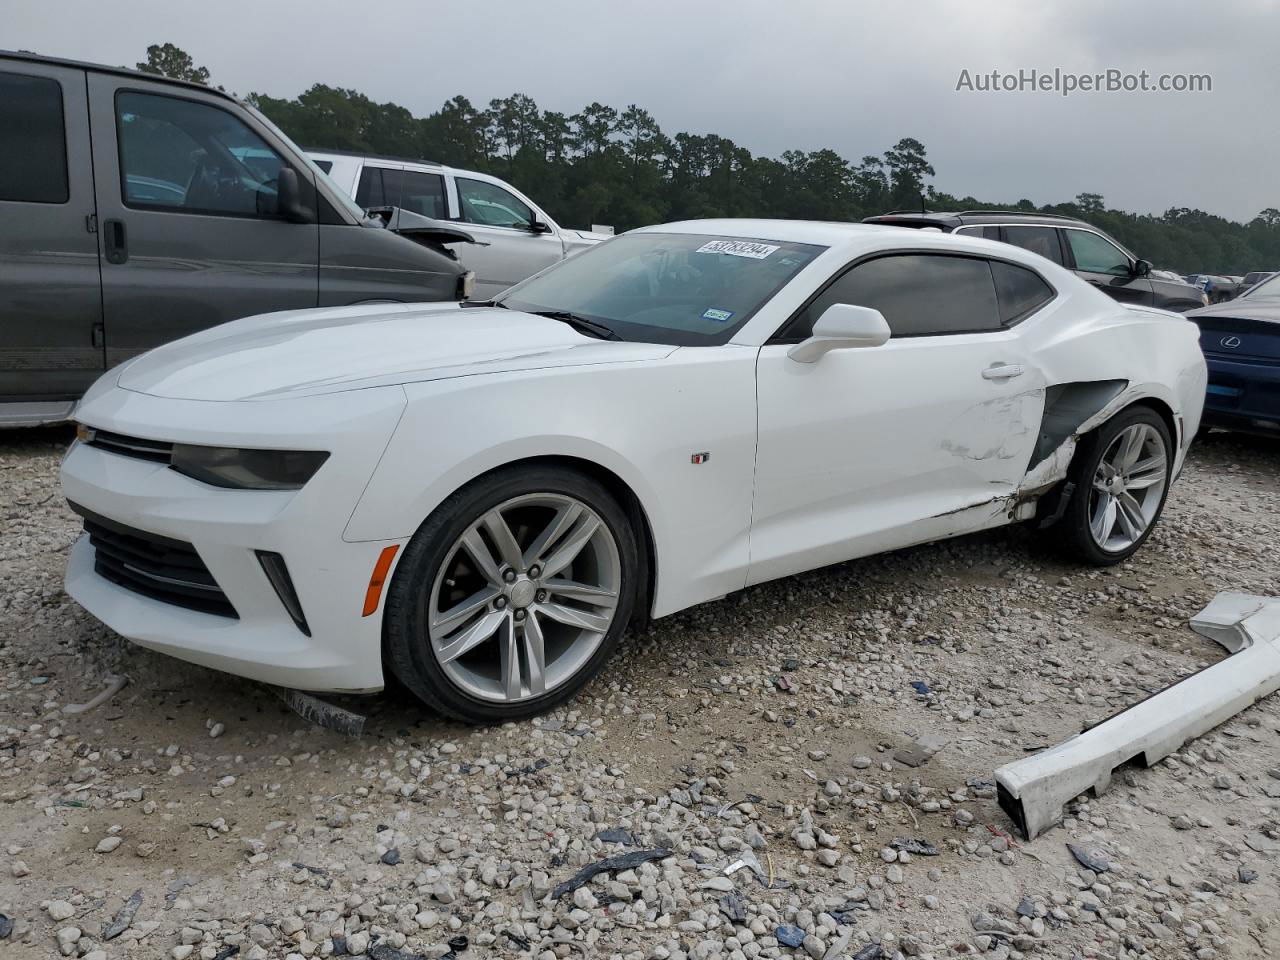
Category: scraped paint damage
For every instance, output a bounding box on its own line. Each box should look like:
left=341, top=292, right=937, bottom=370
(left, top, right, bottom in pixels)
left=942, top=390, right=1044, bottom=462
left=936, top=380, right=1136, bottom=525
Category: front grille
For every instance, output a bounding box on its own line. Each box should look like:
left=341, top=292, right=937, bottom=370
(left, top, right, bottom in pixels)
left=85, top=428, right=174, bottom=463
left=69, top=503, right=238, bottom=618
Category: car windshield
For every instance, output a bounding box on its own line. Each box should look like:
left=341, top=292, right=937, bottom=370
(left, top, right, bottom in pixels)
left=1243, top=273, right=1280, bottom=299
left=497, top=232, right=826, bottom=345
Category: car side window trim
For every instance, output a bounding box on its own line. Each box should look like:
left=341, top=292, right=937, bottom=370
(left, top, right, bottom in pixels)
left=768, top=249, right=1057, bottom=344
left=112, top=87, right=299, bottom=222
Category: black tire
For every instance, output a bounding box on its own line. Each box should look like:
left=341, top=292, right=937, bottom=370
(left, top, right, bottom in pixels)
left=1052, top=405, right=1173, bottom=566
left=383, top=465, right=639, bottom=723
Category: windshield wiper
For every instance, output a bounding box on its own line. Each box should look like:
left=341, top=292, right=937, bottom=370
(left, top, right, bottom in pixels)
left=460, top=299, right=509, bottom=309
left=530, top=310, right=622, bottom=341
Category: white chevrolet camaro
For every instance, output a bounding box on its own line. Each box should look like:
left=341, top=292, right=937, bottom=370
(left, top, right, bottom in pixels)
left=63, top=220, right=1207, bottom=723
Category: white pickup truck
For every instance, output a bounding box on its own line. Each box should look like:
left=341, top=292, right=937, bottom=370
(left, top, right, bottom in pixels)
left=309, top=151, right=611, bottom=298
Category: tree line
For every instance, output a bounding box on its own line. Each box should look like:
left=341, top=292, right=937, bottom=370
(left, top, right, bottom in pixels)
left=139, top=43, right=1280, bottom=275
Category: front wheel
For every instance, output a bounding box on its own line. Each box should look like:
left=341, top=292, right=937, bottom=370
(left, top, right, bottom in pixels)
left=1053, top=407, right=1173, bottom=566
left=384, top=466, right=638, bottom=723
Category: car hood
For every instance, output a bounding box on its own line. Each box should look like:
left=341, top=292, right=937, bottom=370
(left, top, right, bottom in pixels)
left=567, top=228, right=612, bottom=243
left=1187, top=298, right=1280, bottom=323
left=116, top=303, right=677, bottom=402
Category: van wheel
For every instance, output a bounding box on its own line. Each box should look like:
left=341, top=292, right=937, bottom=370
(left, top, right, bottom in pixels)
left=1054, top=407, right=1173, bottom=566
left=384, top=466, right=638, bottom=723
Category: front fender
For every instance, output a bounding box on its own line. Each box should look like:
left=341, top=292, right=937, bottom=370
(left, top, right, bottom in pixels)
left=344, top=349, right=760, bottom=618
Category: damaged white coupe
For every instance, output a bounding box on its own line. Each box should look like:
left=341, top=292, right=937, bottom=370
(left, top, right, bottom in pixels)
left=63, top=220, right=1207, bottom=723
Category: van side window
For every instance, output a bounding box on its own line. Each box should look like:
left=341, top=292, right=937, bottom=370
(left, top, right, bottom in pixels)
left=791, top=254, right=1002, bottom=339
left=116, top=91, right=290, bottom=218
left=0, top=72, right=69, bottom=204
left=456, top=177, right=533, bottom=229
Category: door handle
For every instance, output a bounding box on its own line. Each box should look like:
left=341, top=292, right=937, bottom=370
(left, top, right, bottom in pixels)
left=982, top=363, right=1024, bottom=381
left=104, top=218, right=128, bottom=265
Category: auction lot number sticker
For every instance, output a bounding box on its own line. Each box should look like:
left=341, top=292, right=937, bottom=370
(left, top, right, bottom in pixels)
left=696, top=239, right=780, bottom=259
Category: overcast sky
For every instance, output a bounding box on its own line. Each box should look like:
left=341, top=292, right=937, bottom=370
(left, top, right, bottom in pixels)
left=8, top=0, right=1278, bottom=222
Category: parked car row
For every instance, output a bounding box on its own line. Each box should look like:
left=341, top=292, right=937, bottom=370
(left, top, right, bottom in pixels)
left=862, top=210, right=1209, bottom=312
left=0, top=51, right=474, bottom=427
left=0, top=52, right=603, bottom=428
left=308, top=151, right=609, bottom=299
left=3, top=49, right=1267, bottom=723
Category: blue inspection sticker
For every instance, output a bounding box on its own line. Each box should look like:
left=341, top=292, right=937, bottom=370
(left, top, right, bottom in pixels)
left=702, top=308, right=735, bottom=323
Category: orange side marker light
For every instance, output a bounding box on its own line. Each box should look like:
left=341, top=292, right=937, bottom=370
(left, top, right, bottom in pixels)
left=362, top=545, right=401, bottom=617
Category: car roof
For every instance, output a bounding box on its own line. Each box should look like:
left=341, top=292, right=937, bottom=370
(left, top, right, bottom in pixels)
left=306, top=148, right=445, bottom=170
left=628, top=219, right=1090, bottom=274
left=864, top=210, right=1089, bottom=227
left=633, top=219, right=898, bottom=245
left=0, top=49, right=239, bottom=104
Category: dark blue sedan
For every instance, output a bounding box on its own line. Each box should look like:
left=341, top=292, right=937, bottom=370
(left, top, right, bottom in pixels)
left=1187, top=275, right=1280, bottom=436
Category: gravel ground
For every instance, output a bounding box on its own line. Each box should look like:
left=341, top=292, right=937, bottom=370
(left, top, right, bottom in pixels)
left=1, top=425, right=1278, bottom=960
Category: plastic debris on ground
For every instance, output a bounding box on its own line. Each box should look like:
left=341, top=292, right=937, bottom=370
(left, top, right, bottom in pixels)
left=775, top=924, right=805, bottom=947
left=103, top=888, right=143, bottom=940
left=551, top=848, right=672, bottom=900
left=1067, top=842, right=1112, bottom=874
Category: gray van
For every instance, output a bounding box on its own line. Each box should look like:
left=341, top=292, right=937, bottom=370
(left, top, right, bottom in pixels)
left=0, top=52, right=469, bottom=427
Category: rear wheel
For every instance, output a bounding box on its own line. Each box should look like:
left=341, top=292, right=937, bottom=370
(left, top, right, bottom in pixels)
left=1054, top=407, right=1173, bottom=566
left=384, top=466, right=638, bottom=723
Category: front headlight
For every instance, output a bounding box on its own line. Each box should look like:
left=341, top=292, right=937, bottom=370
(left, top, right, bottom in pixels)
left=170, top=445, right=329, bottom=490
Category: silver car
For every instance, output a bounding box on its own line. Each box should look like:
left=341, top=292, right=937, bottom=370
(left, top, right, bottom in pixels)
left=310, top=151, right=610, bottom=298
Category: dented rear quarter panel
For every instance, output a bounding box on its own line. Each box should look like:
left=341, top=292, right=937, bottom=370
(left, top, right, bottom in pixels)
left=1015, top=298, right=1206, bottom=489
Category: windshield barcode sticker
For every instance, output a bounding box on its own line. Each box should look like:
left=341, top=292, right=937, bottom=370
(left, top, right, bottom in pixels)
left=695, top=240, right=780, bottom=260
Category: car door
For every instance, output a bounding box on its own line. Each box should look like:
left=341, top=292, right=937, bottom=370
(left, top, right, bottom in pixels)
left=452, top=175, right=564, bottom=296
left=0, top=62, right=103, bottom=410
left=86, top=76, right=318, bottom=367
left=1061, top=227, right=1152, bottom=305
left=749, top=252, right=1050, bottom=587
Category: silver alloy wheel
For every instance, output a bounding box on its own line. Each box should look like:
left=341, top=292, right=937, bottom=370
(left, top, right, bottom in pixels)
left=1088, top=422, right=1169, bottom=552
left=427, top=493, right=621, bottom=703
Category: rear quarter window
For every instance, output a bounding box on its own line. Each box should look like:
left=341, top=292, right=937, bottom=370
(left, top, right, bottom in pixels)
left=991, top=261, right=1056, bottom=324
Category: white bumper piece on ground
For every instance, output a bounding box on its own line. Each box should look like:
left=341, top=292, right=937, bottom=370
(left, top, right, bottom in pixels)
left=995, top=592, right=1280, bottom=840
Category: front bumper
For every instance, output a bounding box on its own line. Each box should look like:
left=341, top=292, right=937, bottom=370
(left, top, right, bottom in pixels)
left=62, top=385, right=409, bottom=692
left=1202, top=356, right=1280, bottom=434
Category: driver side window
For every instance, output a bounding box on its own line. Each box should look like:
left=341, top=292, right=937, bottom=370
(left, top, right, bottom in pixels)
left=116, top=91, right=288, bottom=218
left=786, top=253, right=1003, bottom=340
left=1064, top=229, right=1131, bottom=276
left=456, top=177, right=533, bottom=229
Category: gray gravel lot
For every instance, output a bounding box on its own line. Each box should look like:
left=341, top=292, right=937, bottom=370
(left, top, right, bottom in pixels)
left=1, top=425, right=1278, bottom=960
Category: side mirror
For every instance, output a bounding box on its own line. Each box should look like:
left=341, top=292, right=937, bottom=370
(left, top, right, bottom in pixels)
left=276, top=168, right=311, bottom=223
left=529, top=219, right=553, bottom=235
left=787, top=304, right=891, bottom=363
left=1132, top=258, right=1152, bottom=278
